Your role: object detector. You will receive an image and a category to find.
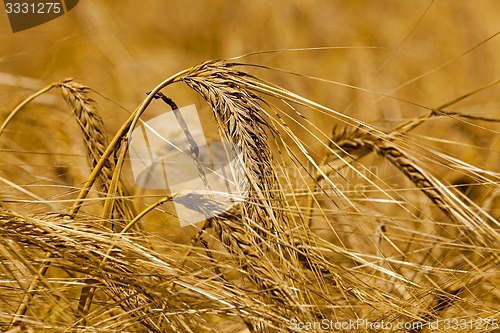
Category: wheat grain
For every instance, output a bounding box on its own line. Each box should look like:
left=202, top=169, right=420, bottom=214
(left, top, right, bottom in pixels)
left=329, top=129, right=500, bottom=244
left=175, top=61, right=410, bottom=329
left=0, top=206, right=292, bottom=331
left=178, top=62, right=313, bottom=327
left=59, top=81, right=112, bottom=191
left=59, top=80, right=135, bottom=224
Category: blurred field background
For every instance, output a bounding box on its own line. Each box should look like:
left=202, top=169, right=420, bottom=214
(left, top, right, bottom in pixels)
left=1, top=1, right=499, bottom=109
left=0, top=1, right=499, bottom=332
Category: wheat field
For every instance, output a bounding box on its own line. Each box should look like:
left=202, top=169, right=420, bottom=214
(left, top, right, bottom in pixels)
left=0, top=1, right=499, bottom=332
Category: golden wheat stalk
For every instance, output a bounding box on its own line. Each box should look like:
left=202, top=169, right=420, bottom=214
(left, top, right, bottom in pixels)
left=173, top=60, right=422, bottom=328
left=2, top=205, right=290, bottom=332
left=0, top=80, right=140, bottom=328
left=0, top=208, right=176, bottom=331
left=59, top=80, right=135, bottom=223
left=330, top=129, right=500, bottom=245
left=178, top=62, right=315, bottom=325
left=40, top=81, right=135, bottom=326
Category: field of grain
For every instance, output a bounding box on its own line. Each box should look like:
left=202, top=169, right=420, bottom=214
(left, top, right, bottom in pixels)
left=0, top=1, right=499, bottom=332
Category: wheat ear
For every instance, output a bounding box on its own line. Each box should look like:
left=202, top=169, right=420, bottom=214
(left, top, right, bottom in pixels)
left=175, top=60, right=415, bottom=328
left=59, top=80, right=135, bottom=223
left=171, top=61, right=330, bottom=330
left=329, top=128, right=500, bottom=261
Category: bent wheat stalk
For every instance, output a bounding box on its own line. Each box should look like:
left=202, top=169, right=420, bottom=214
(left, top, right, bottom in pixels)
left=4, top=80, right=140, bottom=327
left=179, top=61, right=311, bottom=322
left=330, top=129, right=500, bottom=245
left=59, top=80, right=135, bottom=224
left=171, top=60, right=427, bottom=328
